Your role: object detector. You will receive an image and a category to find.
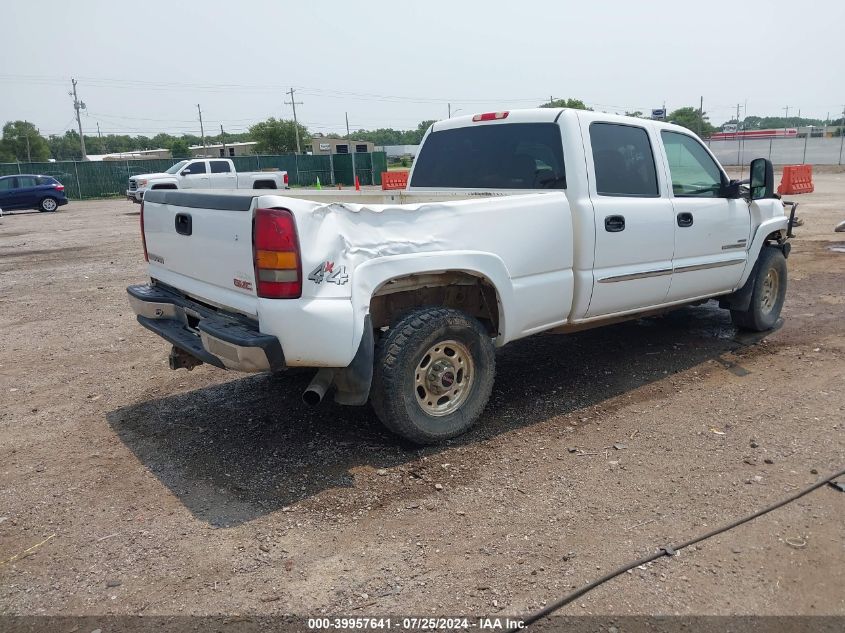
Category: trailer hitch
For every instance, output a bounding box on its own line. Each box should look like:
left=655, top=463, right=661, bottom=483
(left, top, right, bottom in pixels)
left=168, top=345, right=203, bottom=371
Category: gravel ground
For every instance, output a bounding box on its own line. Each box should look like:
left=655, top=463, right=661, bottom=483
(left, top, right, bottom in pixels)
left=1, top=174, right=843, bottom=621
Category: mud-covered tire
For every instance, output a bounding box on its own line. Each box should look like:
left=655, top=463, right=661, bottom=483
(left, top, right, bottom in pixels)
left=731, top=246, right=787, bottom=331
left=370, top=307, right=495, bottom=445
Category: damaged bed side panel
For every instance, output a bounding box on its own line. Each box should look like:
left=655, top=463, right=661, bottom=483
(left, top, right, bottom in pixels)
left=264, top=192, right=575, bottom=355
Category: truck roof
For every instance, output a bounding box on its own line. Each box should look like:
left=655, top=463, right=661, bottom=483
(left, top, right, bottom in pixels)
left=432, top=107, right=695, bottom=138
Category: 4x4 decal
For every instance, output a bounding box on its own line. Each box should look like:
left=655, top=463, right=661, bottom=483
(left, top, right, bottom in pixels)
left=308, top=261, right=349, bottom=285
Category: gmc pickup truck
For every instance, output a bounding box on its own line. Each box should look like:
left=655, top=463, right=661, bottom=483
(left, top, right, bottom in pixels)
left=127, top=108, right=790, bottom=444
left=126, top=158, right=288, bottom=203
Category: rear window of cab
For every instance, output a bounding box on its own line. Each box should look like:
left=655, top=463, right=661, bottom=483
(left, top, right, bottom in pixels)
left=410, top=123, right=566, bottom=190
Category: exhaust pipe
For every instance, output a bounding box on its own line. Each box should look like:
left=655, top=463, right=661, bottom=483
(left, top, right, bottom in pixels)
left=302, top=368, right=336, bottom=406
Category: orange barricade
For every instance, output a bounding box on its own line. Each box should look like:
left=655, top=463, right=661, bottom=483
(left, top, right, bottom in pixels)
left=381, top=171, right=409, bottom=190
left=777, top=164, right=814, bottom=195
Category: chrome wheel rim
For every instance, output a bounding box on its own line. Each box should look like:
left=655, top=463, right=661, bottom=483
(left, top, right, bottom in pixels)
left=760, top=268, right=779, bottom=314
left=414, top=340, right=474, bottom=417
left=42, top=198, right=56, bottom=211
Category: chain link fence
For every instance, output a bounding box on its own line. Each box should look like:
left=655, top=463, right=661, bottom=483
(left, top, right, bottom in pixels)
left=0, top=152, right=387, bottom=200
left=706, top=136, right=845, bottom=166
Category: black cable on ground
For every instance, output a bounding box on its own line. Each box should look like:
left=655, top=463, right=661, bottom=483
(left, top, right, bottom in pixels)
left=509, top=466, right=845, bottom=631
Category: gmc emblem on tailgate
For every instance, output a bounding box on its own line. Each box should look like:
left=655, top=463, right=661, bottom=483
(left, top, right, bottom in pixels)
left=233, top=278, right=253, bottom=291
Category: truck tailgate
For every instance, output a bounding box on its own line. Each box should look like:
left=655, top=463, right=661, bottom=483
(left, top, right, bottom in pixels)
left=142, top=190, right=258, bottom=315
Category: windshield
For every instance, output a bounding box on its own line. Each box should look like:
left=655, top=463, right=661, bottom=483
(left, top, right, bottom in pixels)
left=410, top=123, right=566, bottom=189
left=165, top=160, right=189, bottom=174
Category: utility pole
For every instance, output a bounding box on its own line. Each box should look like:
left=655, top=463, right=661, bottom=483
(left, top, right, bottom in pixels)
left=70, top=78, right=87, bottom=160
left=220, top=124, right=227, bottom=157
left=97, top=122, right=102, bottom=140
left=346, top=111, right=357, bottom=186
left=24, top=120, right=31, bottom=163
left=783, top=105, right=789, bottom=121
left=284, top=88, right=304, bottom=154
left=448, top=103, right=451, bottom=118
left=697, top=96, right=703, bottom=138
left=839, top=105, right=845, bottom=166
left=197, top=104, right=206, bottom=155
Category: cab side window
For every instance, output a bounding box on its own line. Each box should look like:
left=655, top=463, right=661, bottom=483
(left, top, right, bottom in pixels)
left=184, top=161, right=207, bottom=175
left=590, top=123, right=659, bottom=197
left=661, top=131, right=724, bottom=197
left=210, top=160, right=232, bottom=173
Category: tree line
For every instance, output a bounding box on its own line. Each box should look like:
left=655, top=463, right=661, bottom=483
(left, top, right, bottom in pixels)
left=0, top=117, right=437, bottom=163
left=2, top=105, right=843, bottom=163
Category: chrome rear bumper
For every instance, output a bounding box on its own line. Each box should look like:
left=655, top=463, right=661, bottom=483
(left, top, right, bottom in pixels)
left=127, top=283, right=284, bottom=373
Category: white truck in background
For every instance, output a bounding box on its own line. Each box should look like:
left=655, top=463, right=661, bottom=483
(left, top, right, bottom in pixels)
left=127, top=108, right=791, bottom=444
left=126, top=158, right=288, bottom=203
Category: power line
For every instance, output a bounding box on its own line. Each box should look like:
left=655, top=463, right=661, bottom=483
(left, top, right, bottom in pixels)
left=510, top=466, right=845, bottom=631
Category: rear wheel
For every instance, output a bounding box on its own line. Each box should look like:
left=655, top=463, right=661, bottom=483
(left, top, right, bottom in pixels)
left=371, top=307, right=495, bottom=444
left=730, top=246, right=787, bottom=331
left=39, top=197, right=58, bottom=212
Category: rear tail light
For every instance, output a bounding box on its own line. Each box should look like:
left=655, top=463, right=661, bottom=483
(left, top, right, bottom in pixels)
left=140, top=201, right=148, bottom=262
left=53, top=183, right=65, bottom=192
left=472, top=111, right=509, bottom=122
left=283, top=172, right=289, bottom=186
left=253, top=208, right=301, bottom=298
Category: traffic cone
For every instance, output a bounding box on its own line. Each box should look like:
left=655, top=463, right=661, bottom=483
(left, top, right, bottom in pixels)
left=355, top=176, right=360, bottom=191
left=315, top=177, right=322, bottom=190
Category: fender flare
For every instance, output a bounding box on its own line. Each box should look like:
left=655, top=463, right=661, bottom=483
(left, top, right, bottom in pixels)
left=721, top=217, right=790, bottom=312
left=148, top=179, right=179, bottom=190
left=735, top=216, right=788, bottom=289
left=348, top=250, right=514, bottom=356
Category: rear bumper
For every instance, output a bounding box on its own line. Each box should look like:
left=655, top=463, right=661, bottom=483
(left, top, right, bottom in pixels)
left=127, top=283, right=284, bottom=372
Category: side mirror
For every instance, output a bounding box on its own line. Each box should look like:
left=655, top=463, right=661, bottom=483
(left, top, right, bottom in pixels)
left=180, top=170, right=191, bottom=176
left=722, top=180, right=742, bottom=199
left=749, top=158, right=774, bottom=200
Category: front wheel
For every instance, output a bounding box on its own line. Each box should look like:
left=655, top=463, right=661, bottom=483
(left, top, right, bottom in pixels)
left=731, top=246, right=787, bottom=331
left=371, top=307, right=495, bottom=444
left=39, top=197, right=58, bottom=212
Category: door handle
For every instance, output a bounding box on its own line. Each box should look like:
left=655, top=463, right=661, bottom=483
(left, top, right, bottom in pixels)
left=677, top=212, right=694, bottom=228
left=175, top=213, right=192, bottom=236
left=604, top=215, right=625, bottom=232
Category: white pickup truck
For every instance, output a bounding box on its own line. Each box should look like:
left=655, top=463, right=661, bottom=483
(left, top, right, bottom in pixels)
left=127, top=108, right=791, bottom=444
left=126, top=158, right=288, bottom=203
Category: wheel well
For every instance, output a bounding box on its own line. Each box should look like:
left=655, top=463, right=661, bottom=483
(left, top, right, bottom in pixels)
left=765, top=229, right=786, bottom=244
left=253, top=180, right=277, bottom=189
left=151, top=184, right=177, bottom=190
left=369, top=272, right=501, bottom=336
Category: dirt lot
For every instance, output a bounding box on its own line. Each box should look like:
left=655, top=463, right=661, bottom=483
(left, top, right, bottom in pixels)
left=1, top=175, right=844, bottom=622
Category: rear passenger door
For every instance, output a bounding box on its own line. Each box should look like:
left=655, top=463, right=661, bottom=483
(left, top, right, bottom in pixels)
left=208, top=160, right=237, bottom=189
left=582, top=120, right=676, bottom=317
left=659, top=131, right=750, bottom=301
left=14, top=175, right=39, bottom=209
